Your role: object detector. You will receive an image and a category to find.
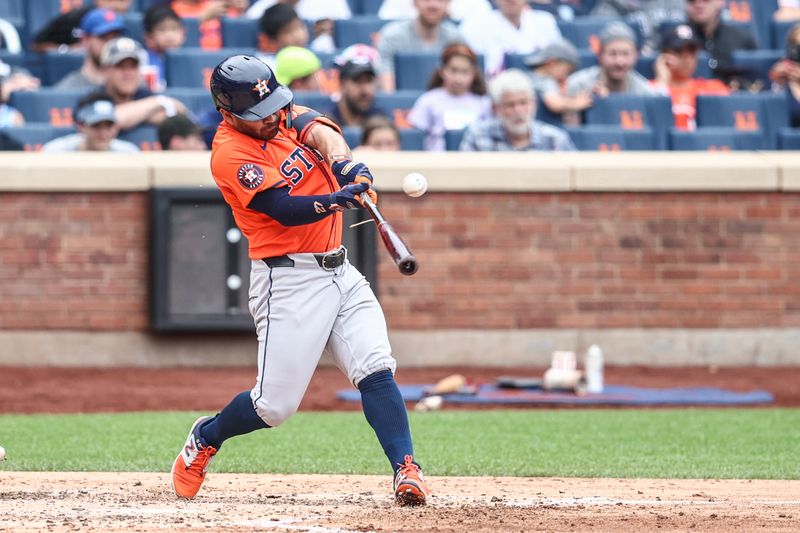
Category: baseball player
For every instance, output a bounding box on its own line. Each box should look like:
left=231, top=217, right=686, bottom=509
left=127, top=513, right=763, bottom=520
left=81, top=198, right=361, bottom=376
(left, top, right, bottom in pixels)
left=170, top=55, right=429, bottom=506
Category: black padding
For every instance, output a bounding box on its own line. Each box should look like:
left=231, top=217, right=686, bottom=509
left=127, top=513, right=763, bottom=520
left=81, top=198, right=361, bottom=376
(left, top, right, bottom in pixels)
left=292, top=110, right=323, bottom=137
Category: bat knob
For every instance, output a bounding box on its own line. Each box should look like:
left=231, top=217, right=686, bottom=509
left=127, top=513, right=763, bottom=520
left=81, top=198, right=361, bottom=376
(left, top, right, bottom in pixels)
left=398, top=256, right=418, bottom=276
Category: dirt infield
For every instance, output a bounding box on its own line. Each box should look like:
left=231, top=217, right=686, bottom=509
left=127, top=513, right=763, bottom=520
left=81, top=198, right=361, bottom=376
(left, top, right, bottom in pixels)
left=0, top=365, right=798, bottom=413
left=0, top=472, right=797, bottom=532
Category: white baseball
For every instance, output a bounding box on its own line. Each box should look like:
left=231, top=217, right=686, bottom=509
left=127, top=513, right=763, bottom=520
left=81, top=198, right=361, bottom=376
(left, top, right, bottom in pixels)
left=0, top=445, right=5, bottom=461
left=402, top=172, right=428, bottom=198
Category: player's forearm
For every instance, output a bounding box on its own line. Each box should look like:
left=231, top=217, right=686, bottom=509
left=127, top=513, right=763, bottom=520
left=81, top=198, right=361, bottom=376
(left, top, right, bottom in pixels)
left=303, top=122, right=352, bottom=165
left=248, top=187, right=333, bottom=226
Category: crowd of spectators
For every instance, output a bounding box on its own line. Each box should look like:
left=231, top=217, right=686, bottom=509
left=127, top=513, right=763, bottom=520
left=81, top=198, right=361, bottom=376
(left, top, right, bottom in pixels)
left=0, top=0, right=799, bottom=152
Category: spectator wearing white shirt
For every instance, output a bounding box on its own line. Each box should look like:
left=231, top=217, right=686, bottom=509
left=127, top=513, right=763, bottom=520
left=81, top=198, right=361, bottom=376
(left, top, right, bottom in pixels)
left=460, top=0, right=561, bottom=78
left=377, top=0, right=464, bottom=91
left=378, top=0, right=492, bottom=22
left=776, top=0, right=800, bottom=21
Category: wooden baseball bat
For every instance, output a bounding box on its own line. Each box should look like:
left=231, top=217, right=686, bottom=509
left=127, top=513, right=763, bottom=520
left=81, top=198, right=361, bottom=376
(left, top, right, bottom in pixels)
left=360, top=193, right=418, bottom=276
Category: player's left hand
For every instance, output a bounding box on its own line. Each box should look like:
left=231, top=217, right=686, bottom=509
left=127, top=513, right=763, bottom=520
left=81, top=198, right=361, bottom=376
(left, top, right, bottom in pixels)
left=331, top=159, right=374, bottom=188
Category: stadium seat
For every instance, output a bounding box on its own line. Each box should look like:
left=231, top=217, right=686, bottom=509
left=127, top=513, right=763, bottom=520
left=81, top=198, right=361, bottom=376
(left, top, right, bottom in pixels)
left=669, top=127, right=765, bottom=150
left=395, top=52, right=484, bottom=91
left=724, top=0, right=773, bottom=48
left=778, top=127, right=800, bottom=149
left=375, top=90, right=423, bottom=128
left=118, top=125, right=160, bottom=151
left=567, top=125, right=657, bottom=151
left=584, top=94, right=673, bottom=149
left=535, top=93, right=564, bottom=127
left=4, top=124, right=75, bottom=151
left=773, top=20, right=794, bottom=50
left=334, top=16, right=387, bottom=49
left=745, top=0, right=779, bottom=49
left=123, top=12, right=144, bottom=45
left=165, top=48, right=256, bottom=88
left=163, top=88, right=214, bottom=115
left=444, top=129, right=465, bottom=151
left=558, top=17, right=620, bottom=53
left=8, top=89, right=86, bottom=126
left=695, top=93, right=787, bottom=149
left=360, top=0, right=383, bottom=15
left=43, top=50, right=84, bottom=86
left=0, top=0, right=24, bottom=19
left=399, top=128, right=424, bottom=150
left=730, top=49, right=784, bottom=86
left=221, top=17, right=259, bottom=48
left=26, top=0, right=87, bottom=39
left=342, top=126, right=360, bottom=147
left=293, top=91, right=333, bottom=112
left=180, top=18, right=202, bottom=48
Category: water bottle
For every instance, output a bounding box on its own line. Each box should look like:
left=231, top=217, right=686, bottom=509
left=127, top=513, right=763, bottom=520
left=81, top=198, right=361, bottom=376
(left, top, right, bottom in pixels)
left=585, top=344, right=604, bottom=393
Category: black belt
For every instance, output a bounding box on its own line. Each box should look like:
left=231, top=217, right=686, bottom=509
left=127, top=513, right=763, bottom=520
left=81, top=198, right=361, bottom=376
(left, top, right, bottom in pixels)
left=262, top=248, right=346, bottom=270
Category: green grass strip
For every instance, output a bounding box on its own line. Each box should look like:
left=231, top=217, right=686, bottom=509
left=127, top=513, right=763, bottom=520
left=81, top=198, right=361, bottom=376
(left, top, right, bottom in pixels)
left=0, top=409, right=797, bottom=479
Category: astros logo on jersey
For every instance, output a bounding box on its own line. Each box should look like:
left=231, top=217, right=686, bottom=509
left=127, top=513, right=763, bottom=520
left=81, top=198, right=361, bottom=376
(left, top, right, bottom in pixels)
left=237, top=163, right=265, bottom=190
left=252, top=79, right=271, bottom=98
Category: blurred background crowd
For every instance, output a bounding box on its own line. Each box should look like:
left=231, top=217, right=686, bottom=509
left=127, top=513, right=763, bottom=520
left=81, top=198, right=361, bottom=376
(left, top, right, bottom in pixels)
left=0, top=0, right=799, bottom=153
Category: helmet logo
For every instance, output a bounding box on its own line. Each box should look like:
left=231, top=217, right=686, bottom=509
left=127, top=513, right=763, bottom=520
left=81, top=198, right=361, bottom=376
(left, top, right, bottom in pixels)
left=252, top=79, right=271, bottom=98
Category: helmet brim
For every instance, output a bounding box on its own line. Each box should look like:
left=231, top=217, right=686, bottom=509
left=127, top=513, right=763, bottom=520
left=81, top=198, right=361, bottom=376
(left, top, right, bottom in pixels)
left=232, top=85, right=293, bottom=121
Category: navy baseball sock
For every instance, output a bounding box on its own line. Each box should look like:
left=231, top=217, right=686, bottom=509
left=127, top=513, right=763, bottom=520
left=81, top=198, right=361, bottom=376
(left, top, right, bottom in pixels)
left=200, top=391, right=269, bottom=450
left=358, top=369, right=415, bottom=474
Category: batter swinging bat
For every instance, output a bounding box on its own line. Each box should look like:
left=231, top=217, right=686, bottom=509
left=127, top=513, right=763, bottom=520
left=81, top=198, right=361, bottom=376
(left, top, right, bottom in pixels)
left=360, top=193, right=418, bottom=276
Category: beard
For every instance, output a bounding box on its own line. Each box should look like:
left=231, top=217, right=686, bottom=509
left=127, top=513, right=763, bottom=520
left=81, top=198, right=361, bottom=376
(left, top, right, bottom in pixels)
left=501, top=117, right=530, bottom=137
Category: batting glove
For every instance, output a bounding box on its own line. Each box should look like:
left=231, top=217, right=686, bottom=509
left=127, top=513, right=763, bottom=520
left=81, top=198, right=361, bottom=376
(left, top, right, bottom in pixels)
left=331, top=159, right=374, bottom=188
left=328, top=182, right=371, bottom=211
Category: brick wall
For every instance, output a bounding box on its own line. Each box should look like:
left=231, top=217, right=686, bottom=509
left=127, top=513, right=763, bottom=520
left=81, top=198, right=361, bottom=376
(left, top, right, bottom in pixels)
left=0, top=193, right=149, bottom=330
left=2, top=191, right=799, bottom=332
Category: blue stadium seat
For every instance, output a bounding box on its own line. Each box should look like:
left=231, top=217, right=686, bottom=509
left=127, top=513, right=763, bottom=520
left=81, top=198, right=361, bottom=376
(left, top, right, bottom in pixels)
left=221, top=17, right=259, bottom=48
left=669, top=127, right=765, bottom=150
left=695, top=93, right=787, bottom=149
left=293, top=91, right=333, bottom=112
left=165, top=48, right=256, bottom=88
left=445, top=129, right=465, bottom=151
left=8, top=89, right=87, bottom=125
left=118, top=125, right=160, bottom=150
left=0, top=50, right=44, bottom=80
left=567, top=125, right=657, bottom=151
left=163, top=88, right=214, bottom=115
left=342, top=126, right=360, bottom=147
left=334, top=16, right=387, bottom=49
left=26, top=0, right=89, bottom=39
left=123, top=12, right=144, bottom=44
left=584, top=94, right=673, bottom=149
left=0, top=0, right=24, bottom=19
left=43, top=50, right=84, bottom=86
left=735, top=0, right=779, bottom=49
left=375, top=90, right=423, bottom=128
left=778, top=127, right=800, bottom=149
left=635, top=52, right=713, bottom=79
left=773, top=20, right=795, bottom=49
left=399, top=128, right=424, bottom=150
left=360, top=0, right=382, bottom=15
left=181, top=17, right=202, bottom=48
left=4, top=124, right=76, bottom=151
left=730, top=49, right=784, bottom=85
left=395, top=53, right=484, bottom=91
left=535, top=93, right=564, bottom=127
left=557, top=17, right=620, bottom=53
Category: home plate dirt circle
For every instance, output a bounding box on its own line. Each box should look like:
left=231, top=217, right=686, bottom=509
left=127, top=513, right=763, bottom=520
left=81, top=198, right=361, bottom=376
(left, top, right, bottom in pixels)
left=0, top=472, right=797, bottom=532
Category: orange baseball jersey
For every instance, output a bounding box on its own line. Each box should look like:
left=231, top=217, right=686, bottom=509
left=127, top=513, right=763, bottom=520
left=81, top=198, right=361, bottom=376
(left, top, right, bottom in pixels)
left=211, top=106, right=344, bottom=259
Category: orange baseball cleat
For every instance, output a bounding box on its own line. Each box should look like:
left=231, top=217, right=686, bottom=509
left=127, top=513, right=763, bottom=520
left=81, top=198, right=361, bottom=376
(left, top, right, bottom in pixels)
left=393, top=455, right=430, bottom=506
left=170, top=416, right=217, bottom=499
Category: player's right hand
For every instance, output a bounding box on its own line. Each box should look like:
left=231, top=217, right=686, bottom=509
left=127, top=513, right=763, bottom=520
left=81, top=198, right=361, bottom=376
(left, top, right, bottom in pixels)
left=328, top=182, right=370, bottom=211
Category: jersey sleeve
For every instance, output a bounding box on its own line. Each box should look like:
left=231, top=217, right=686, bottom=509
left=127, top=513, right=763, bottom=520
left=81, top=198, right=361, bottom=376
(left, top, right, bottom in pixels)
left=211, top=141, right=285, bottom=209
left=290, top=104, right=342, bottom=144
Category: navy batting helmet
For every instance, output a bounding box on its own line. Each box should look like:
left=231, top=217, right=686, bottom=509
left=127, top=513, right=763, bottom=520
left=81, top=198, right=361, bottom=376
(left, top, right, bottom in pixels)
left=210, top=55, right=293, bottom=122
